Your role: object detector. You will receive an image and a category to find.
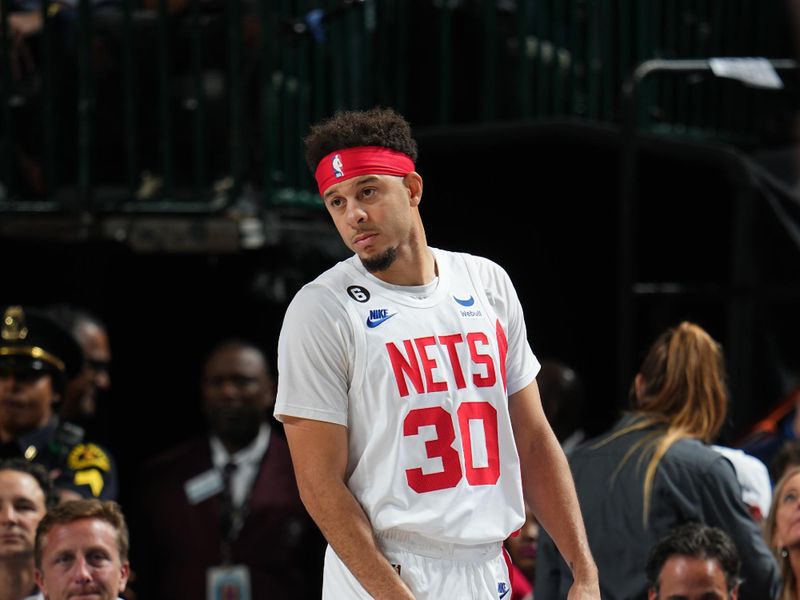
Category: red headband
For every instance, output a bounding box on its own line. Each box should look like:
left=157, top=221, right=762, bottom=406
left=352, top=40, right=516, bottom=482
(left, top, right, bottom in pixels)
left=315, top=146, right=415, bottom=196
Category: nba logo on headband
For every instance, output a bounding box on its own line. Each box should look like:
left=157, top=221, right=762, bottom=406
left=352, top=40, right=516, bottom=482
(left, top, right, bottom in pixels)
left=332, top=154, right=344, bottom=178
left=315, top=146, right=415, bottom=195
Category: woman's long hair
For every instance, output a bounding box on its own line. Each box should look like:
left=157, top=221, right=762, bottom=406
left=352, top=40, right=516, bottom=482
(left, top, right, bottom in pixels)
left=765, top=465, right=800, bottom=600
left=599, top=322, right=728, bottom=523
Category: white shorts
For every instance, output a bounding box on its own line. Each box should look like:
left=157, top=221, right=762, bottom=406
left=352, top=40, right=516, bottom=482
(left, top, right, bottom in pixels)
left=321, top=529, right=512, bottom=599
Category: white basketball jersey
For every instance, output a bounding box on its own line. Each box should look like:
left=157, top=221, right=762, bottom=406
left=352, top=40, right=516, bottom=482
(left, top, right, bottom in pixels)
left=275, top=248, right=539, bottom=545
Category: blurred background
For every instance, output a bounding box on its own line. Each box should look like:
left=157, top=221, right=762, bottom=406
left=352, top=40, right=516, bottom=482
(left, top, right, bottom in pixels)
left=1, top=0, right=799, bottom=506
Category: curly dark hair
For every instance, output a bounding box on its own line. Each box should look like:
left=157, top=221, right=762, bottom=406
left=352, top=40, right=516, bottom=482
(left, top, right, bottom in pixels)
left=645, top=522, right=741, bottom=593
left=304, top=106, right=418, bottom=173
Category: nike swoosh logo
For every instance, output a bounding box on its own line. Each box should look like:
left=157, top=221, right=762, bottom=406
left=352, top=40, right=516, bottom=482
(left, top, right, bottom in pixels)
left=498, top=587, right=510, bottom=599
left=453, top=295, right=475, bottom=307
left=366, top=313, right=397, bottom=328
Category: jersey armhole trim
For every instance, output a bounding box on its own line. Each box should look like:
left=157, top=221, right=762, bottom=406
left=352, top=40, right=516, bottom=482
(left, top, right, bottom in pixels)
left=274, top=405, right=349, bottom=427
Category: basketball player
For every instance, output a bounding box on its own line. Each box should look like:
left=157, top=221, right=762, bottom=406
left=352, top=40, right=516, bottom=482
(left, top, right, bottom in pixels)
left=274, top=107, right=599, bottom=599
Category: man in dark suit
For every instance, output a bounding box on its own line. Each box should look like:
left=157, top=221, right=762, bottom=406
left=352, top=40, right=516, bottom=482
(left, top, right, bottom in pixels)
left=137, top=339, right=324, bottom=600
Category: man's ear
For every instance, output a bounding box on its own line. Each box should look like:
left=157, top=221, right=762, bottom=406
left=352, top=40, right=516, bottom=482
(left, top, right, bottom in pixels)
left=34, top=568, right=45, bottom=592
left=647, top=586, right=659, bottom=600
left=404, top=172, right=423, bottom=206
left=118, top=561, right=131, bottom=593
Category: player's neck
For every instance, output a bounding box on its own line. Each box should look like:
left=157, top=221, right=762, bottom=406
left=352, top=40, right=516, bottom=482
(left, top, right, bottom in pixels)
left=370, top=236, right=435, bottom=287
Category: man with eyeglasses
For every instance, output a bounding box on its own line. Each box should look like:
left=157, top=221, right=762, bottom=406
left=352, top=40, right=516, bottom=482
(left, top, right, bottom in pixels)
left=46, top=305, right=112, bottom=427
left=0, top=305, right=118, bottom=502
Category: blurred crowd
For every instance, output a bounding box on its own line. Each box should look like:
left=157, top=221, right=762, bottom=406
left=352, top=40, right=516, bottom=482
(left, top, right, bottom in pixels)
left=2, top=301, right=800, bottom=599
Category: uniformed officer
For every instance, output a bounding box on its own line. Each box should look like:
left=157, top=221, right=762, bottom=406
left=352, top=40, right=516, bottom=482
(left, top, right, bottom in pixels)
left=0, top=305, right=117, bottom=501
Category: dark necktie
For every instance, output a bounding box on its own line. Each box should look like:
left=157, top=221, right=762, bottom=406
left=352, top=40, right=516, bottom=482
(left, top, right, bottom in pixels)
left=220, top=461, right=238, bottom=563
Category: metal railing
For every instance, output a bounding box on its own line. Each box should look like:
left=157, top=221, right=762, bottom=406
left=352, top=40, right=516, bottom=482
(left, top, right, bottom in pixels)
left=616, top=57, right=800, bottom=430
left=0, top=0, right=792, bottom=216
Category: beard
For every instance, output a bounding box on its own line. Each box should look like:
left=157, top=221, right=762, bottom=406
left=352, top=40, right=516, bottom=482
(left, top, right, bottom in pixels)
left=361, top=247, right=397, bottom=273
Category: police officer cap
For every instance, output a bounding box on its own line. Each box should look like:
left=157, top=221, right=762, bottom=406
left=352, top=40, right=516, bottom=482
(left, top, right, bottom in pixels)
left=0, top=305, right=83, bottom=379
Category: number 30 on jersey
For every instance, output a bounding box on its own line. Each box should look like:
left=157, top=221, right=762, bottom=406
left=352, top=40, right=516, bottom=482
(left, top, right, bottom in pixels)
left=403, top=401, right=499, bottom=493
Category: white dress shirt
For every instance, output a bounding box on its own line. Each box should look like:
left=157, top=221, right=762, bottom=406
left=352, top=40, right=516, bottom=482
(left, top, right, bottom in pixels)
left=209, top=423, right=271, bottom=509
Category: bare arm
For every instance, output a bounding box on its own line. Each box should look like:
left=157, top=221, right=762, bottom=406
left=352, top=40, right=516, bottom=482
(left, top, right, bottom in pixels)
left=509, top=380, right=599, bottom=599
left=282, top=416, right=415, bottom=600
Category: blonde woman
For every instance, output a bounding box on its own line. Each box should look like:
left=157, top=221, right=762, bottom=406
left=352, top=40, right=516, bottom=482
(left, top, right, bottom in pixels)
left=766, top=465, right=800, bottom=599
left=536, top=322, right=779, bottom=600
